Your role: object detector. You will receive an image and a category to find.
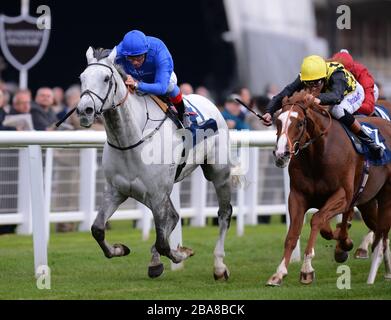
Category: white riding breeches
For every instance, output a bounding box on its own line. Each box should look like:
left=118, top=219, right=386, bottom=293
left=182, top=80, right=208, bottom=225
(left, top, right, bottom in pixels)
left=167, top=72, right=178, bottom=94
left=374, top=84, right=379, bottom=102
left=329, top=82, right=365, bottom=119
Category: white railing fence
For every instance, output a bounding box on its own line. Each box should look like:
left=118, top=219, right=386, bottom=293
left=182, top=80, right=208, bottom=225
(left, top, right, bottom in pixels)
left=0, top=130, right=300, bottom=276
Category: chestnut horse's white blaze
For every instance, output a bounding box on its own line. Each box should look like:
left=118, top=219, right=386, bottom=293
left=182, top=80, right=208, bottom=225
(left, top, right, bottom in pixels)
left=276, top=111, right=298, bottom=158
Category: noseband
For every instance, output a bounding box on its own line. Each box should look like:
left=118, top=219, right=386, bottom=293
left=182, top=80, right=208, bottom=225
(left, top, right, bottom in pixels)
left=80, top=63, right=129, bottom=116
left=280, top=102, right=332, bottom=158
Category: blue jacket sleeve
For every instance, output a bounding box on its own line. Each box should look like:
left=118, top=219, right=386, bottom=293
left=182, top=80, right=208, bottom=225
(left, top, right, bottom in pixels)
left=138, top=52, right=172, bottom=95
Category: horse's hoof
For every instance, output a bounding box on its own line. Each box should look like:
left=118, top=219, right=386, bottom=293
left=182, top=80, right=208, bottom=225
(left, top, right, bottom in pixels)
left=113, top=243, right=130, bottom=257
left=300, top=271, right=315, bottom=284
left=148, top=263, right=164, bottom=278
left=354, top=248, right=369, bottom=259
left=336, top=222, right=352, bottom=230
left=214, top=269, right=230, bottom=281
left=178, top=246, right=195, bottom=258
left=340, top=239, right=354, bottom=252
left=320, top=229, right=333, bottom=240
left=266, top=275, right=283, bottom=287
left=335, top=250, right=349, bottom=263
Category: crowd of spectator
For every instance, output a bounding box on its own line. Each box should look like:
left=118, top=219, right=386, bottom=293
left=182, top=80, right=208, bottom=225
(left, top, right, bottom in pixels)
left=0, top=81, right=106, bottom=234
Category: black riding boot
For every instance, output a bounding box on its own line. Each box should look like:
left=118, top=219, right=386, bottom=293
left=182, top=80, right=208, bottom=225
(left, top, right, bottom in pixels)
left=356, top=129, right=384, bottom=159
left=174, top=100, right=185, bottom=123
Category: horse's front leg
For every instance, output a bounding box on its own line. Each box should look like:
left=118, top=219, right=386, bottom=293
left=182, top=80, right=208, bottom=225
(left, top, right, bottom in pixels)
left=334, top=209, right=354, bottom=263
left=266, top=190, right=308, bottom=286
left=148, top=245, right=164, bottom=278
left=152, top=194, right=194, bottom=263
left=91, top=187, right=129, bottom=258
left=301, top=188, right=348, bottom=284
left=320, top=208, right=353, bottom=241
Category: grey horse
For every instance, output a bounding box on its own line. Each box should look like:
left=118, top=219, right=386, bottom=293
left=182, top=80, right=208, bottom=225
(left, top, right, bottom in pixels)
left=76, top=47, right=234, bottom=279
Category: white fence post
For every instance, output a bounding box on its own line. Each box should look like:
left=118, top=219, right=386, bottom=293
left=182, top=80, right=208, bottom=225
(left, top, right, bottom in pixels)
left=44, top=148, right=53, bottom=243
left=138, top=202, right=153, bottom=241
left=245, top=148, right=259, bottom=225
left=236, top=146, right=250, bottom=236
left=78, top=148, right=97, bottom=231
left=16, top=148, right=32, bottom=234
left=283, top=166, right=301, bottom=262
left=169, top=182, right=183, bottom=271
left=28, top=145, right=48, bottom=276
left=190, top=167, right=207, bottom=227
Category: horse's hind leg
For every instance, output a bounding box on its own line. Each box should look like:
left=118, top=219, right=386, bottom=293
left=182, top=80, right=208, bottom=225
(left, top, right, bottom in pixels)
left=152, top=194, right=194, bottom=263
left=148, top=245, right=164, bottom=278
left=368, top=184, right=391, bottom=284
left=355, top=231, right=374, bottom=259
left=202, top=164, right=232, bottom=281
left=355, top=200, right=377, bottom=259
left=91, top=186, right=129, bottom=258
left=384, top=239, right=391, bottom=280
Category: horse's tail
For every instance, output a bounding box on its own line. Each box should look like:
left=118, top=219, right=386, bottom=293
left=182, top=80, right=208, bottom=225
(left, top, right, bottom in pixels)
left=230, top=162, right=247, bottom=189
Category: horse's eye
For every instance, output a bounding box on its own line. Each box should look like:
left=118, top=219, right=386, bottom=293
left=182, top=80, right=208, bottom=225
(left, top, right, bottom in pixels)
left=104, top=75, right=110, bottom=83
left=297, top=121, right=304, bottom=128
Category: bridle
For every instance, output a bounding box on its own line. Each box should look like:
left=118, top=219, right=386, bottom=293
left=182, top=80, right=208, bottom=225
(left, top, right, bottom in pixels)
left=79, top=62, right=167, bottom=151
left=279, top=102, right=332, bottom=158
left=79, top=63, right=129, bottom=116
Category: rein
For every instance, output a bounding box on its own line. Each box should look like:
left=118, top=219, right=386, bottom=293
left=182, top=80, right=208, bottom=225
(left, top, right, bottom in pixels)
left=280, top=102, right=332, bottom=158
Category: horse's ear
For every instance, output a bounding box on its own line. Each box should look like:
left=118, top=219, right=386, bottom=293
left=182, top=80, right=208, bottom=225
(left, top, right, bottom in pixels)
left=107, top=47, right=117, bottom=64
left=86, top=46, right=95, bottom=64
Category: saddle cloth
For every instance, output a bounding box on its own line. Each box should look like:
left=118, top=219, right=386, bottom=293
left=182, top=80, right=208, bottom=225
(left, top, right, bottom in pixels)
left=373, top=104, right=391, bottom=121
left=182, top=97, right=218, bottom=146
left=341, top=122, right=391, bottom=166
left=150, top=95, right=218, bottom=147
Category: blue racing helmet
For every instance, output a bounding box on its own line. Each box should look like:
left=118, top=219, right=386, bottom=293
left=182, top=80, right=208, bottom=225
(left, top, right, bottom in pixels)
left=121, top=30, right=149, bottom=56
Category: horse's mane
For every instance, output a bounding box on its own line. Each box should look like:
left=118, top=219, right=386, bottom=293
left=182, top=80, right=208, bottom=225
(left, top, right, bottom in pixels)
left=92, top=47, right=127, bottom=81
left=282, top=90, right=315, bottom=109
left=282, top=90, right=332, bottom=128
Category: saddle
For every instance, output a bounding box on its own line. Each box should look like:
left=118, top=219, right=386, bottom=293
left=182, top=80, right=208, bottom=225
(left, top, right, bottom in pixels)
left=149, top=95, right=183, bottom=129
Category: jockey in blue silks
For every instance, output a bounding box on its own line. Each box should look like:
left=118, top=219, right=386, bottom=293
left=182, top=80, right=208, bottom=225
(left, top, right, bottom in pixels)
left=115, top=30, right=185, bottom=122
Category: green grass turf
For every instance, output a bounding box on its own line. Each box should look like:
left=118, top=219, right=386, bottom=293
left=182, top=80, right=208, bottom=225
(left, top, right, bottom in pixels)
left=0, top=218, right=390, bottom=300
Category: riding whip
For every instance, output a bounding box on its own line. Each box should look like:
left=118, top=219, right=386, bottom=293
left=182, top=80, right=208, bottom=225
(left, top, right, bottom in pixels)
left=55, top=107, right=77, bottom=127
left=234, top=98, right=266, bottom=121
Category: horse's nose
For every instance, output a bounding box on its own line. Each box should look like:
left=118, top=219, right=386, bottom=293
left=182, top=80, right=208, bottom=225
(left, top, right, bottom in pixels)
left=78, top=105, right=94, bottom=116
left=273, top=149, right=290, bottom=159
left=85, top=106, right=94, bottom=115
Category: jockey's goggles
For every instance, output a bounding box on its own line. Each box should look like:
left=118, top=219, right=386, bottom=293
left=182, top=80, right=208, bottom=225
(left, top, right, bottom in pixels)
left=303, top=79, right=324, bottom=88
left=126, top=54, right=145, bottom=62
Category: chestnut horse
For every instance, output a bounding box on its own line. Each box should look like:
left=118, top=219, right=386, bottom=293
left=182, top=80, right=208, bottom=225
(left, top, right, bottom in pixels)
left=266, top=91, right=391, bottom=286
left=353, top=100, right=391, bottom=259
